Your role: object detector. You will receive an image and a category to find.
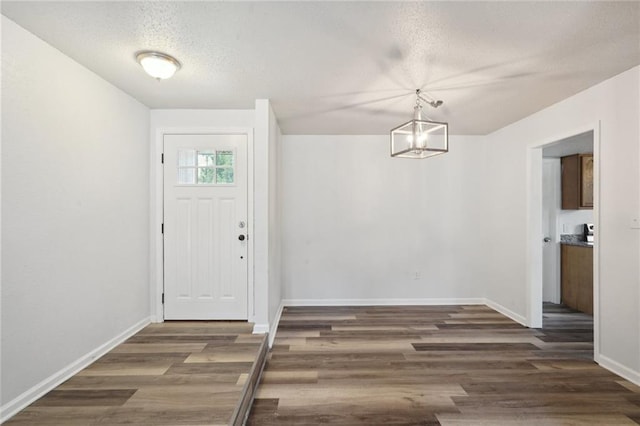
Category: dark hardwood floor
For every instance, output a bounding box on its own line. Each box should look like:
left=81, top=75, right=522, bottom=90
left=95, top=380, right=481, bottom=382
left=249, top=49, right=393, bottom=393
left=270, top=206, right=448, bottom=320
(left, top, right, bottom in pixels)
left=541, top=302, right=594, bottom=360
left=248, top=304, right=639, bottom=425
left=5, top=304, right=636, bottom=425
left=4, top=321, right=266, bottom=425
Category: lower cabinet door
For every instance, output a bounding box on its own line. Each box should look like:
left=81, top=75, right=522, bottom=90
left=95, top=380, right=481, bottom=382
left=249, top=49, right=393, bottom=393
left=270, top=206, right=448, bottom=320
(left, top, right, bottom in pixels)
left=561, top=244, right=593, bottom=315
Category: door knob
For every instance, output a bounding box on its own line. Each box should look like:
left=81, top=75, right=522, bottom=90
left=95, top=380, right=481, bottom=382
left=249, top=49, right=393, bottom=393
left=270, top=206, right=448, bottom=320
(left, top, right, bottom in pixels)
left=238, top=235, right=246, bottom=241
left=543, top=237, right=552, bottom=242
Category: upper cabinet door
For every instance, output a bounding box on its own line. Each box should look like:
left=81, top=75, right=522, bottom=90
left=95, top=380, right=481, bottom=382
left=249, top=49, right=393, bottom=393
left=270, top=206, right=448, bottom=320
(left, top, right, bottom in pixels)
left=580, top=154, right=594, bottom=208
left=561, top=153, right=593, bottom=210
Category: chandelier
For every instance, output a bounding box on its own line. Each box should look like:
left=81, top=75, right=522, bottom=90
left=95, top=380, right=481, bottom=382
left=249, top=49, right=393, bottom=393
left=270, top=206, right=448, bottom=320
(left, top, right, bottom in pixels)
left=390, top=89, right=448, bottom=159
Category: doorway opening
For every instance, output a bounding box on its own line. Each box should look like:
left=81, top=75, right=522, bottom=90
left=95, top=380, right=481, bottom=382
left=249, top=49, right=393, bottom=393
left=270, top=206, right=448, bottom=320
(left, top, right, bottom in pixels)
left=152, top=127, right=256, bottom=324
left=527, top=124, right=599, bottom=360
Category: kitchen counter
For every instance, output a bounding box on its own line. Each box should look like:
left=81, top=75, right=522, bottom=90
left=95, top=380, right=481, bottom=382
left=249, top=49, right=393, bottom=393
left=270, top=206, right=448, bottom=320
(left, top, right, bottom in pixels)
left=560, top=234, right=593, bottom=248
left=560, top=240, right=593, bottom=248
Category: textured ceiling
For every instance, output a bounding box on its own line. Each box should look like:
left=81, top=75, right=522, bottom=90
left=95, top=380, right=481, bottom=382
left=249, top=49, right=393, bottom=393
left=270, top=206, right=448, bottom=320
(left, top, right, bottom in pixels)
left=2, top=1, right=639, bottom=135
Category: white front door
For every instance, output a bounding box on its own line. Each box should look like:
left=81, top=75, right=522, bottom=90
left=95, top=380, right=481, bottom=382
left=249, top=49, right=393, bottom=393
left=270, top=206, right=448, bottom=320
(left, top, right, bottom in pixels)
left=163, top=134, right=248, bottom=319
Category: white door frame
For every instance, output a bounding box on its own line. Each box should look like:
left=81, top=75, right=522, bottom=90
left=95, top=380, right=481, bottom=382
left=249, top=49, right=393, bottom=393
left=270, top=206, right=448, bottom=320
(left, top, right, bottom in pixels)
left=151, top=127, right=255, bottom=323
left=526, top=121, right=600, bottom=360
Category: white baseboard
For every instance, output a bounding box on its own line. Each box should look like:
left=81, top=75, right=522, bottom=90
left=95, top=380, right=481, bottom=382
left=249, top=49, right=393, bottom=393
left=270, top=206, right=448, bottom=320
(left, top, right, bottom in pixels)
left=252, top=323, right=269, bottom=334
left=252, top=302, right=285, bottom=347
left=484, top=299, right=527, bottom=326
left=0, top=316, right=151, bottom=423
left=281, top=298, right=486, bottom=307
left=598, top=354, right=640, bottom=386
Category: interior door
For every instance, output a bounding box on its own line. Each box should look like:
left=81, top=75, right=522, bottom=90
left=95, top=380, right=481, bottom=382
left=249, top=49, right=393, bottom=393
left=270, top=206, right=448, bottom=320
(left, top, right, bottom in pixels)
left=163, top=134, right=248, bottom=319
left=542, top=158, right=560, bottom=303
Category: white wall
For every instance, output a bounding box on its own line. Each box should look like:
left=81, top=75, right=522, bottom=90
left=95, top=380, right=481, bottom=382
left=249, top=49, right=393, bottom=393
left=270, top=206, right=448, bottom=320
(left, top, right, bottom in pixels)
left=253, top=101, right=269, bottom=330
left=484, top=66, right=640, bottom=377
left=558, top=209, right=594, bottom=236
left=267, top=105, right=282, bottom=331
left=148, top=109, right=255, bottom=322
left=1, top=16, right=150, bottom=412
left=280, top=135, right=487, bottom=302
left=253, top=100, right=282, bottom=334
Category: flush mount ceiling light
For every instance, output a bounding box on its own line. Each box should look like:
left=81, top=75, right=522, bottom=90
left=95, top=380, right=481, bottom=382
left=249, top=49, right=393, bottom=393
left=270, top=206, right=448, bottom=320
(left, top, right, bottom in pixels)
left=136, top=51, right=181, bottom=80
left=390, top=89, right=448, bottom=159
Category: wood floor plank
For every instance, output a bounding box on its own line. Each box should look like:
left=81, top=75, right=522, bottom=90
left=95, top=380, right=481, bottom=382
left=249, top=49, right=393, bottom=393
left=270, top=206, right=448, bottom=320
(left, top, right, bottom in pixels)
left=76, top=362, right=173, bottom=376
left=185, top=351, right=258, bottom=363
left=250, top=406, right=444, bottom=425
left=436, top=413, right=639, bottom=425
left=288, top=341, right=416, bottom=352
left=2, top=407, right=115, bottom=425
left=164, top=361, right=253, bottom=375
left=261, top=370, right=319, bottom=384
left=56, top=373, right=245, bottom=389
left=125, top=335, right=238, bottom=344
left=111, top=343, right=207, bottom=353
left=92, top=406, right=233, bottom=425
left=30, top=389, right=137, bottom=407
left=121, top=385, right=240, bottom=408
left=256, top=383, right=466, bottom=407
left=412, top=342, right=539, bottom=351
left=452, top=393, right=640, bottom=414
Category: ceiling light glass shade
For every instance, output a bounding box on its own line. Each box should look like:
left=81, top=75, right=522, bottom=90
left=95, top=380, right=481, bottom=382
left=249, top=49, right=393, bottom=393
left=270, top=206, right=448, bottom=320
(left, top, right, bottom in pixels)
left=136, top=51, right=181, bottom=79
left=390, top=105, right=448, bottom=159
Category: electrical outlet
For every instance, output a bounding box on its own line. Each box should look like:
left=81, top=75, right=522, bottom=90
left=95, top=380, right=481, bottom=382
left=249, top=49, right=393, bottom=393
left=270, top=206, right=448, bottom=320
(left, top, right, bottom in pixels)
left=414, top=272, right=421, bottom=280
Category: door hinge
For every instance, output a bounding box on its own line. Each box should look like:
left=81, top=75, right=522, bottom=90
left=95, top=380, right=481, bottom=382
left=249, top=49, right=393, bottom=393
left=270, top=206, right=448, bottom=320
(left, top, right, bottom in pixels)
left=161, top=293, right=164, bottom=304
left=161, top=153, right=164, bottom=164
left=161, top=223, right=164, bottom=234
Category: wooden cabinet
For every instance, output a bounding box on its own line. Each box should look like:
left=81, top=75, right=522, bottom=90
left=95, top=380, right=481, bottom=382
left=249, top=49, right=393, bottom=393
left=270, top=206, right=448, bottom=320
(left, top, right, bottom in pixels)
left=561, top=153, right=593, bottom=209
left=561, top=244, right=593, bottom=314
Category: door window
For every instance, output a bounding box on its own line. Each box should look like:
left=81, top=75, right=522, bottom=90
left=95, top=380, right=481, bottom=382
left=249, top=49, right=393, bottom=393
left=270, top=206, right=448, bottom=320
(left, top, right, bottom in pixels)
left=177, top=149, right=235, bottom=185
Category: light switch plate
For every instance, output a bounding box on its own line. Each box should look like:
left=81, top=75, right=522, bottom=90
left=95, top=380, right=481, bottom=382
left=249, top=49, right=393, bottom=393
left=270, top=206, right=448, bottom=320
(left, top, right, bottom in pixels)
left=631, top=218, right=640, bottom=229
